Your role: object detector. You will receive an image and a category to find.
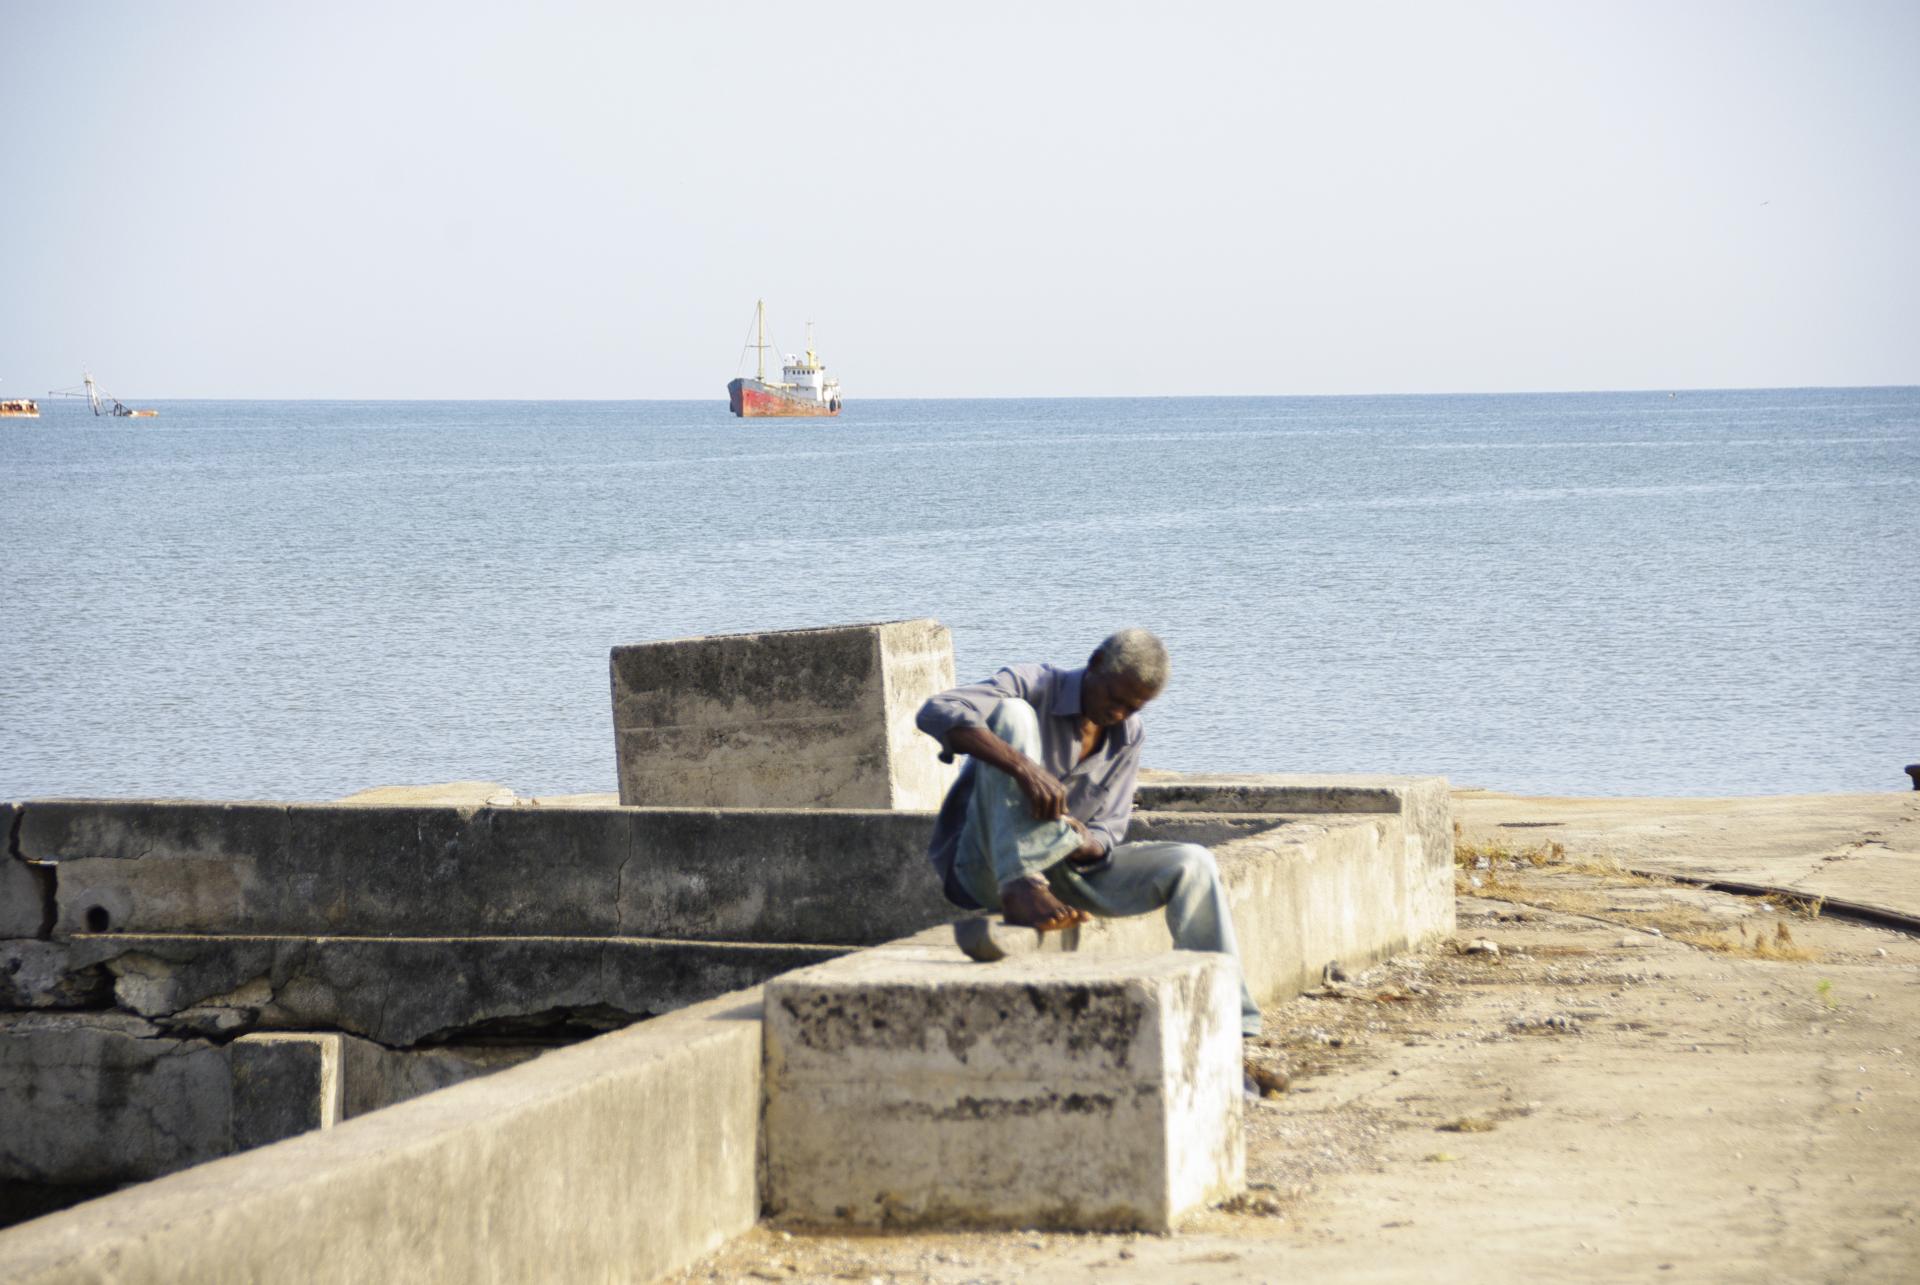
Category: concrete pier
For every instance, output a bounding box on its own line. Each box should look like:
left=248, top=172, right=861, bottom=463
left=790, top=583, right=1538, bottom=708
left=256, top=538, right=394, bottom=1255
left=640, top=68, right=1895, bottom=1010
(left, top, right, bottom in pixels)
left=0, top=619, right=1454, bottom=1280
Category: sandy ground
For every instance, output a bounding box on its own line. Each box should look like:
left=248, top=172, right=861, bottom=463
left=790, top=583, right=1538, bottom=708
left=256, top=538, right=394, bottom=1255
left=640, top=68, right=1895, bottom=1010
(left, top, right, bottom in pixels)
left=667, top=791, right=1920, bottom=1284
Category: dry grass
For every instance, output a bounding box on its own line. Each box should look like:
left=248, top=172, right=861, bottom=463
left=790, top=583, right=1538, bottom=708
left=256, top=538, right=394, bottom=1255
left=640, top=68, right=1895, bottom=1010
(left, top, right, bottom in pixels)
left=1436, top=1117, right=1497, bottom=1133
left=1672, top=918, right=1820, bottom=962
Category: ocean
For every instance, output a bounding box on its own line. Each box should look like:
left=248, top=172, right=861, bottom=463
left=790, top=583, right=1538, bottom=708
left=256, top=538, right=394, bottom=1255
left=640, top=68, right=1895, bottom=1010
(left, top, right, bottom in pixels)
left=2, top=388, right=1915, bottom=801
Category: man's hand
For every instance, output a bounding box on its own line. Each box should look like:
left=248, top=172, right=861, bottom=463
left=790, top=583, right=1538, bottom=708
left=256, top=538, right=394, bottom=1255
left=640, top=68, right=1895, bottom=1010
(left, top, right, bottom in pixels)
left=947, top=725, right=1068, bottom=821
left=1063, top=816, right=1106, bottom=865
left=1009, top=759, right=1069, bottom=821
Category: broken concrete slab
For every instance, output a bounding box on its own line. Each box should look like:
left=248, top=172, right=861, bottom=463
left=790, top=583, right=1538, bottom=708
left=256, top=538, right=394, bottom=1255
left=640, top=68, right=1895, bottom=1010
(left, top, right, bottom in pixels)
left=763, top=944, right=1242, bottom=1232
left=0, top=939, right=114, bottom=1010
left=611, top=619, right=959, bottom=810
left=21, top=801, right=949, bottom=944
left=8, top=934, right=848, bottom=1046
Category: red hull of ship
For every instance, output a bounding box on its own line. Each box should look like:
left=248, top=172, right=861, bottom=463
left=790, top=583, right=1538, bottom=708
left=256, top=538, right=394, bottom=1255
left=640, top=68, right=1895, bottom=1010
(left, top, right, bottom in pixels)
left=727, top=378, right=840, bottom=418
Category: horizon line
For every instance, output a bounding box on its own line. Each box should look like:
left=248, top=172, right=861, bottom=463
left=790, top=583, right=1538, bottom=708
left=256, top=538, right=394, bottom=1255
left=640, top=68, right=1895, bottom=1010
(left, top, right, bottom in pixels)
left=13, top=382, right=1920, bottom=404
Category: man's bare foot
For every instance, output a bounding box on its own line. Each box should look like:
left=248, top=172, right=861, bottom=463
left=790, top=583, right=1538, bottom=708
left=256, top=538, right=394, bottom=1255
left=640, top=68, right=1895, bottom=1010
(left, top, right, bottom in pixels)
left=1001, top=879, right=1088, bottom=933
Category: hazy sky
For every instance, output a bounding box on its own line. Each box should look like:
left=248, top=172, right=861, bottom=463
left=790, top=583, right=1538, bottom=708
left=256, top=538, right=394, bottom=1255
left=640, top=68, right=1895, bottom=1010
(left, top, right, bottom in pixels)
left=2, top=1, right=1915, bottom=399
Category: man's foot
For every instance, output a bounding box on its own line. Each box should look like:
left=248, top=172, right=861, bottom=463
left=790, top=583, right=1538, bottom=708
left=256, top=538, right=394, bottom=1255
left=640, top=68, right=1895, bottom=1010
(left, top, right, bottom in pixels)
left=1244, top=1056, right=1291, bottom=1101
left=1001, top=879, right=1089, bottom=933
left=954, top=914, right=1082, bottom=962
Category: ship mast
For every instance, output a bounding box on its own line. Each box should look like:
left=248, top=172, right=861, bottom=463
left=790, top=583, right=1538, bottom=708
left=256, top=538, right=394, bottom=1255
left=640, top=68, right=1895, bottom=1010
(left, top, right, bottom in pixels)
left=756, top=299, right=767, bottom=383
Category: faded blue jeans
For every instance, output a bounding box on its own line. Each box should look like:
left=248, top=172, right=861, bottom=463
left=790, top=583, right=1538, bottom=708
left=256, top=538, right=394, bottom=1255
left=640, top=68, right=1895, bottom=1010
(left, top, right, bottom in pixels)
left=953, top=698, right=1264, bottom=1037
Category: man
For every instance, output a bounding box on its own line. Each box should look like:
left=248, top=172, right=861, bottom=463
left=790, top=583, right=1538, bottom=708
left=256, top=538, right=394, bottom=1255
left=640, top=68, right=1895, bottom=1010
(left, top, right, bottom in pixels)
left=916, top=627, right=1262, bottom=1039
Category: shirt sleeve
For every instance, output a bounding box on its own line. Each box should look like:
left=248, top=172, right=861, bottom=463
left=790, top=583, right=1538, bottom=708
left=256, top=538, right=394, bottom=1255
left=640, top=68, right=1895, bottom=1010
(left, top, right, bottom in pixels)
left=1079, top=726, right=1143, bottom=858
left=916, top=664, right=1043, bottom=763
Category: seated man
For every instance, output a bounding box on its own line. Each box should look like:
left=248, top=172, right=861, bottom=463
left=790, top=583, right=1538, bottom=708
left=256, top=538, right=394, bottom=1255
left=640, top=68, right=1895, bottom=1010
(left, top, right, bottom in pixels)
left=916, top=627, right=1262, bottom=1040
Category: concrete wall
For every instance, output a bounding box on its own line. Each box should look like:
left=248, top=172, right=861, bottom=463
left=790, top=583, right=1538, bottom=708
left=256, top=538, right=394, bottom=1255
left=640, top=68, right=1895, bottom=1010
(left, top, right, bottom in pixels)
left=611, top=620, right=958, bottom=810
left=0, top=990, right=765, bottom=1285
left=19, top=801, right=948, bottom=945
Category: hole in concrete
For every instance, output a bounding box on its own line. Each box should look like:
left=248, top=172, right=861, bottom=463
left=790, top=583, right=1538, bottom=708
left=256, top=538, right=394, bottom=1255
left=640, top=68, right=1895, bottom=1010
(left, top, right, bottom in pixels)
left=84, top=906, right=111, bottom=933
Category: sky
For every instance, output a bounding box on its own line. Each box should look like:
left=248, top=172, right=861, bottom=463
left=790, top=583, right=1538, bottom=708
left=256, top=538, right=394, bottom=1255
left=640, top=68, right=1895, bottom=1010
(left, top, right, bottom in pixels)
left=1, top=1, right=1915, bottom=399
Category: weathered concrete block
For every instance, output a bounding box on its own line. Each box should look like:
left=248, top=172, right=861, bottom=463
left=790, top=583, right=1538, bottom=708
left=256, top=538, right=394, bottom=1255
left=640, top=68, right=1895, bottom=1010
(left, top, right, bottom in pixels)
left=764, top=946, right=1243, bottom=1231
left=22, top=801, right=948, bottom=944
left=611, top=619, right=958, bottom=809
left=0, top=1013, right=232, bottom=1185
left=231, top=1033, right=342, bottom=1151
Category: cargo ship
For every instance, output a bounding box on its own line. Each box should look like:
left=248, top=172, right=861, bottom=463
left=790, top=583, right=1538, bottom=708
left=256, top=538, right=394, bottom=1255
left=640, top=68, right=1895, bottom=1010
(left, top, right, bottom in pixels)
left=727, top=300, right=841, bottom=417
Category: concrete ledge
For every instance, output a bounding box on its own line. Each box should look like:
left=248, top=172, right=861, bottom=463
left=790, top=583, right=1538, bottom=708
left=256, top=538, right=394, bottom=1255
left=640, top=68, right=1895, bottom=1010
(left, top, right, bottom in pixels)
left=3, top=934, right=848, bottom=1045
left=17, top=802, right=948, bottom=945
left=0, top=989, right=765, bottom=1284
left=764, top=944, right=1241, bottom=1231
left=1074, top=810, right=1454, bottom=1001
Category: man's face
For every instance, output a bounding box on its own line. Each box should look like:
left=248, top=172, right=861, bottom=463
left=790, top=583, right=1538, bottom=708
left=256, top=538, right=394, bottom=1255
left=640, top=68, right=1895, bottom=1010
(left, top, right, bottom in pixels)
left=1083, top=657, right=1160, bottom=728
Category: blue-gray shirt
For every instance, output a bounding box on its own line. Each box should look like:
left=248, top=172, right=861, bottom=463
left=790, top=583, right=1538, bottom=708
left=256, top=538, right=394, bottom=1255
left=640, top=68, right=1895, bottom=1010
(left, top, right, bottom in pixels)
left=916, top=662, right=1145, bottom=908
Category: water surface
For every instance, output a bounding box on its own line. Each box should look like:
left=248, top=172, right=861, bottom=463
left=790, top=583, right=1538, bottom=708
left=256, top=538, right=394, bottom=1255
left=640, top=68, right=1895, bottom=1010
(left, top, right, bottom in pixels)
left=3, top=388, right=1914, bottom=799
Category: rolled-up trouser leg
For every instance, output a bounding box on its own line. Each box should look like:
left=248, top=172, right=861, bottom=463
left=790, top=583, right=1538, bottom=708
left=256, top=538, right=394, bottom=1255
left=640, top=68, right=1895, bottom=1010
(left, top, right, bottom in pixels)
left=1050, top=841, right=1263, bottom=1038
left=952, top=698, right=1083, bottom=910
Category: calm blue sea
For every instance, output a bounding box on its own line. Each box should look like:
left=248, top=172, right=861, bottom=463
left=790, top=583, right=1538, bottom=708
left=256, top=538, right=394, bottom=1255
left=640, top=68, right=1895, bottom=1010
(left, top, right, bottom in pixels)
left=2, top=389, right=1915, bottom=801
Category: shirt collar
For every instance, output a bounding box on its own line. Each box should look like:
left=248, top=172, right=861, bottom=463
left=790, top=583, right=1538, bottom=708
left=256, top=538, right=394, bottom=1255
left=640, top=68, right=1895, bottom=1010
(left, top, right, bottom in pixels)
left=1049, top=665, right=1138, bottom=747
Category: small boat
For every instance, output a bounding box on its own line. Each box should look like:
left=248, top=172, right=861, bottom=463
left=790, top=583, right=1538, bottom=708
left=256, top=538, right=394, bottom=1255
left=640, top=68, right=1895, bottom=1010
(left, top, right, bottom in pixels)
left=727, top=300, right=842, bottom=418
left=48, top=371, right=157, bottom=418
left=0, top=396, right=38, bottom=418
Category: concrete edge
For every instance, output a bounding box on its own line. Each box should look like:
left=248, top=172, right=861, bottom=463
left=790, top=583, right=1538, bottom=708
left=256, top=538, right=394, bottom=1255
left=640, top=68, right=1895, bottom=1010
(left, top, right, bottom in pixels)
left=0, top=987, right=767, bottom=1284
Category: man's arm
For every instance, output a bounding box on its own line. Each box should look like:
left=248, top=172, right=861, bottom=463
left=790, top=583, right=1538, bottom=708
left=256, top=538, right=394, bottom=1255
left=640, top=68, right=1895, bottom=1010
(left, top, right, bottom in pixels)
left=945, top=724, right=1071, bottom=823
left=917, top=664, right=1076, bottom=826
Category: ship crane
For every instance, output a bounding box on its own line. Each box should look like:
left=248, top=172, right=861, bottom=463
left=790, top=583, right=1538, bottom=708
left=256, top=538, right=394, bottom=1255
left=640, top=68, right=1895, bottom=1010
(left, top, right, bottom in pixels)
left=47, top=370, right=158, bottom=418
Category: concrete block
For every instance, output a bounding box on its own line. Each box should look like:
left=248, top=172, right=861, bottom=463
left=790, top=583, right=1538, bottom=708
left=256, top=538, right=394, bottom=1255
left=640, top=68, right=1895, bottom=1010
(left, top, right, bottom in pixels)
left=611, top=619, right=958, bottom=809
left=764, top=946, right=1243, bottom=1231
left=231, top=1033, right=343, bottom=1151
left=0, top=1013, right=232, bottom=1185
left=22, top=933, right=846, bottom=1046
left=24, top=801, right=947, bottom=944
left=0, top=988, right=766, bottom=1285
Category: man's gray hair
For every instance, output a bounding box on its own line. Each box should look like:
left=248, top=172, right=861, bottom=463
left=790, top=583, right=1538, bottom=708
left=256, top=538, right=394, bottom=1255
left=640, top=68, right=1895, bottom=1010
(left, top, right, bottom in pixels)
left=1098, top=627, right=1170, bottom=690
